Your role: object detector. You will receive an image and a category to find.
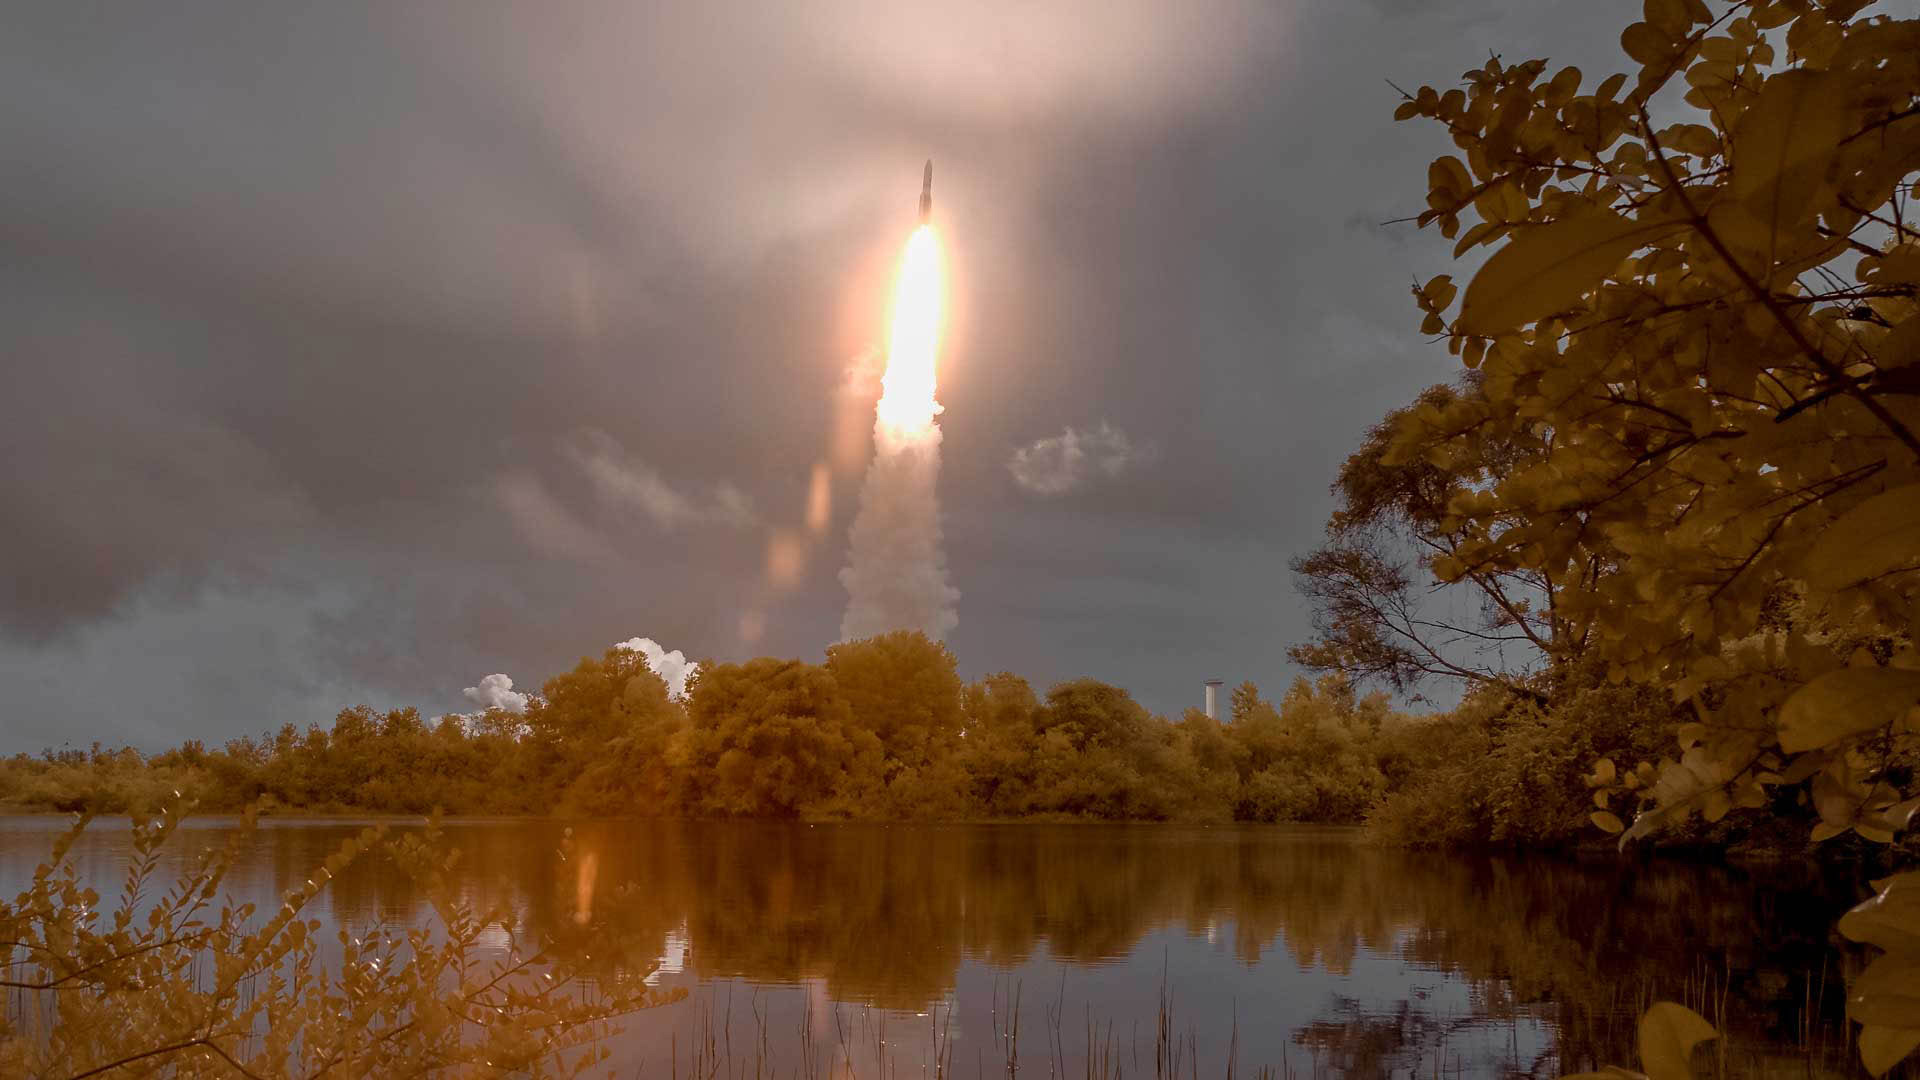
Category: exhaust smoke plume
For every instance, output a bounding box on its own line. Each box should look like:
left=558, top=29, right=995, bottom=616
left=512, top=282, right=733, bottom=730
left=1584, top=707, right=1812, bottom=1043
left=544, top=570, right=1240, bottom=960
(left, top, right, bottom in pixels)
left=839, top=224, right=959, bottom=641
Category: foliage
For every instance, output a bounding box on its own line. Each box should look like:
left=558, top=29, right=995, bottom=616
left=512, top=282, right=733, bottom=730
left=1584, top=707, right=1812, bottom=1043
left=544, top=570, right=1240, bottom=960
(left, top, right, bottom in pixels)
left=1380, top=0, right=1920, bottom=1072
left=677, top=657, right=881, bottom=818
left=825, top=631, right=972, bottom=818
left=0, top=801, right=680, bottom=1078
left=1290, top=379, right=1572, bottom=698
left=1369, top=665, right=1684, bottom=848
left=3, top=633, right=1428, bottom=829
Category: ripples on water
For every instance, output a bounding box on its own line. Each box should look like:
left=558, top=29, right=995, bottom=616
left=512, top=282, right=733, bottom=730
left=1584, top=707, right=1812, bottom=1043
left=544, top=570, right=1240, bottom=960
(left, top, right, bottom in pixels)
left=0, top=817, right=1878, bottom=1077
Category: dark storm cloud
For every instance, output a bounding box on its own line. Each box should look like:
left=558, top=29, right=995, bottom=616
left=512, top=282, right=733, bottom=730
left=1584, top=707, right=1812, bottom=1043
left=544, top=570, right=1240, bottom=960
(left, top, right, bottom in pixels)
left=1, top=0, right=1628, bottom=749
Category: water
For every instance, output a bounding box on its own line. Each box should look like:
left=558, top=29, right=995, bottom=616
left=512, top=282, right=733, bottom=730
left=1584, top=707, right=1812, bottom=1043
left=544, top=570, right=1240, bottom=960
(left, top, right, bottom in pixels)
left=0, top=817, right=1881, bottom=1077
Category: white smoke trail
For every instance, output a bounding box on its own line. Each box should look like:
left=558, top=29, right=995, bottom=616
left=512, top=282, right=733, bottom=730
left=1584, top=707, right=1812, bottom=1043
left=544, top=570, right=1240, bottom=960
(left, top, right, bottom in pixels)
left=838, top=399, right=959, bottom=641
left=839, top=223, right=958, bottom=642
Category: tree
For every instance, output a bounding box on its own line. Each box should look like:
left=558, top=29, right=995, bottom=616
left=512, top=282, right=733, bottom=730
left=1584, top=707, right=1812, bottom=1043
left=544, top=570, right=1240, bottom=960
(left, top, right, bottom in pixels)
left=1291, top=381, right=1575, bottom=700
left=1026, top=680, right=1191, bottom=820
left=958, top=672, right=1044, bottom=815
left=676, top=658, right=880, bottom=818
left=536, top=654, right=683, bottom=816
left=823, top=631, right=967, bottom=814
left=1387, top=0, right=1920, bottom=1071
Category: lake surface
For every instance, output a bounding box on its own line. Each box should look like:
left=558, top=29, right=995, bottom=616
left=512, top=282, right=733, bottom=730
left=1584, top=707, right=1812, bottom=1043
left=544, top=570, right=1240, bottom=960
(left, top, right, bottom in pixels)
left=0, top=817, right=1882, bottom=1078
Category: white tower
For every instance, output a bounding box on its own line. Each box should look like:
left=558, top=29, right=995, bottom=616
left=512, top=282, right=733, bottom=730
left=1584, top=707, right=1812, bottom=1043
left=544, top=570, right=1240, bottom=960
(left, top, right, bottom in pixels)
left=1203, top=679, right=1224, bottom=721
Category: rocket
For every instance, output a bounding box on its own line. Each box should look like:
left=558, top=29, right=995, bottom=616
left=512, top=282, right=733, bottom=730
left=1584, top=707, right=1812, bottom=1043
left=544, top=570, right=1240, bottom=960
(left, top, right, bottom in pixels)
left=918, top=160, right=932, bottom=224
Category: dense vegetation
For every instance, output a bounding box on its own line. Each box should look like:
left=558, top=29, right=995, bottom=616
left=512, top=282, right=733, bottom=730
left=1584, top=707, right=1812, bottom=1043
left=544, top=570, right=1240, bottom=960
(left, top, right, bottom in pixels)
left=0, top=634, right=1439, bottom=830
left=0, top=805, right=682, bottom=1078
left=1341, top=0, right=1920, bottom=1073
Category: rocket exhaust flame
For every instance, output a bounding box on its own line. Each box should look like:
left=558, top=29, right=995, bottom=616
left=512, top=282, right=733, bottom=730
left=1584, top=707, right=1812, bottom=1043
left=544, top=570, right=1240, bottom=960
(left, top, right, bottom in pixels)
left=874, top=225, right=944, bottom=441
left=839, top=172, right=959, bottom=642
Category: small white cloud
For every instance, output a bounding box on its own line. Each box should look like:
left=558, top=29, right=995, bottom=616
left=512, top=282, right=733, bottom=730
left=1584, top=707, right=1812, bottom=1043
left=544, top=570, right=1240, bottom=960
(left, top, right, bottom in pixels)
left=613, top=636, right=698, bottom=700
left=462, top=673, right=529, bottom=713
left=1008, top=421, right=1149, bottom=496
left=566, top=429, right=754, bottom=529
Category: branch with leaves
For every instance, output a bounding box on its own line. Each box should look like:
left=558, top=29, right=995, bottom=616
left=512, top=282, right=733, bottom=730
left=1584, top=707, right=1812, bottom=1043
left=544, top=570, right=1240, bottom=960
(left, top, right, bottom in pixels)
left=1380, top=0, right=1919, bottom=1074
left=0, top=800, right=684, bottom=1078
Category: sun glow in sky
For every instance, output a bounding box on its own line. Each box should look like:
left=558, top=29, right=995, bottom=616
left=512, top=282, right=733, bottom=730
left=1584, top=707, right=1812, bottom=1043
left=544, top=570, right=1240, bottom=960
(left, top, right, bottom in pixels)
left=875, top=224, right=945, bottom=439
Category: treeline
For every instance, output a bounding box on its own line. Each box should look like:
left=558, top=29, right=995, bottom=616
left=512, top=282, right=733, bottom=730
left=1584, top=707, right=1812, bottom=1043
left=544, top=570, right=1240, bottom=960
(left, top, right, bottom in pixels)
left=1, top=634, right=1843, bottom=849
left=5, top=632, right=1450, bottom=827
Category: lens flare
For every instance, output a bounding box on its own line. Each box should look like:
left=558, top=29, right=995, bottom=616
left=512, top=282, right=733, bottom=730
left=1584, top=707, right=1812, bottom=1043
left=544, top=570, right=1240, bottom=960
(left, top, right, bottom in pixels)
left=875, top=225, right=944, bottom=440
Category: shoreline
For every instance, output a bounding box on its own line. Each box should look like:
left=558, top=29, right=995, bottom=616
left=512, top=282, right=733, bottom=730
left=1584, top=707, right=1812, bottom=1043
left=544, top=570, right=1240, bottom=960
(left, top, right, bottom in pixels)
left=0, top=808, right=1857, bottom=869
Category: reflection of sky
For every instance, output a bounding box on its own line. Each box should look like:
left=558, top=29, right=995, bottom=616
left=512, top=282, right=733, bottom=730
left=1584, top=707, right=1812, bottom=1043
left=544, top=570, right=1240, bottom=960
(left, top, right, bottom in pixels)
left=601, top=925, right=1559, bottom=1076
left=645, top=924, right=689, bottom=986
left=0, top=818, right=1862, bottom=1077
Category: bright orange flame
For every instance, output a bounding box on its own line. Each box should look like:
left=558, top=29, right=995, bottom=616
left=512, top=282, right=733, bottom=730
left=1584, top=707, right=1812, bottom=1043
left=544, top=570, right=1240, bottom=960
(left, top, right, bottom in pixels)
left=875, top=225, right=944, bottom=438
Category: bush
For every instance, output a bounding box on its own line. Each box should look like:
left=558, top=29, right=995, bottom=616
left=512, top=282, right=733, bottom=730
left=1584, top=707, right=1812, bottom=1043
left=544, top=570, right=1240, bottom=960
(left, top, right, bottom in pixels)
left=0, top=802, right=681, bottom=1078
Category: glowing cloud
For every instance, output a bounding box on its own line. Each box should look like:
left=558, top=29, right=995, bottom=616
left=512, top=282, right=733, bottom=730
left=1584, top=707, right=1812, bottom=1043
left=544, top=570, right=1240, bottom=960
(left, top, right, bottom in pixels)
left=612, top=636, right=697, bottom=699
left=462, top=673, right=529, bottom=713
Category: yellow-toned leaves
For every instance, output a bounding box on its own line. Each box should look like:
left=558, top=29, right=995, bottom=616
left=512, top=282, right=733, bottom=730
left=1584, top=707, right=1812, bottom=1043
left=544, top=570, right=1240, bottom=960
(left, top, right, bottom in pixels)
left=1841, top=872, right=1920, bottom=955
left=1859, top=1025, right=1920, bottom=1078
left=1849, top=954, right=1920, bottom=1028
left=1458, top=208, right=1685, bottom=334
left=1803, top=484, right=1920, bottom=592
left=1644, top=0, right=1690, bottom=37
left=1638, top=1002, right=1718, bottom=1080
left=1729, top=70, right=1847, bottom=251
left=1622, top=21, right=1675, bottom=66
left=1779, top=668, right=1920, bottom=753
left=1430, top=155, right=1473, bottom=199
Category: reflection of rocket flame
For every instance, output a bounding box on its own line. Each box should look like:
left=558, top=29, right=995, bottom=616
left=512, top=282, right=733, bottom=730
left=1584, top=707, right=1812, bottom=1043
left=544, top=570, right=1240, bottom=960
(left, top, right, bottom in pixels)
left=573, top=850, right=599, bottom=926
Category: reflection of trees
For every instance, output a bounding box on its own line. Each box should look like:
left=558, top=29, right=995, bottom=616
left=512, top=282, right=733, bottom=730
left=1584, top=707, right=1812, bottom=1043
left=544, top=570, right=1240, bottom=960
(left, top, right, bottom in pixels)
left=230, top=821, right=1859, bottom=1063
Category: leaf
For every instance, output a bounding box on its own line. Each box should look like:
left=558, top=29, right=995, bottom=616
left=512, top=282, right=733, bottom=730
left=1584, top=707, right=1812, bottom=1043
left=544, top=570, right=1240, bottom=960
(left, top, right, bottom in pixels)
left=1778, top=668, right=1920, bottom=753
left=1729, top=70, right=1847, bottom=258
left=1638, top=1002, right=1718, bottom=1080
left=1457, top=209, right=1685, bottom=334
left=1547, top=65, right=1582, bottom=103
left=1840, top=872, right=1920, bottom=954
left=1429, top=155, right=1473, bottom=197
left=1858, top=1025, right=1920, bottom=1078
left=1866, top=796, right=1920, bottom=835
left=1848, top=954, right=1920, bottom=1028
left=1645, top=0, right=1690, bottom=35
left=1857, top=822, right=1898, bottom=844
left=1803, top=484, right=1920, bottom=592
left=1622, top=21, right=1672, bottom=65
left=1593, top=810, right=1627, bottom=834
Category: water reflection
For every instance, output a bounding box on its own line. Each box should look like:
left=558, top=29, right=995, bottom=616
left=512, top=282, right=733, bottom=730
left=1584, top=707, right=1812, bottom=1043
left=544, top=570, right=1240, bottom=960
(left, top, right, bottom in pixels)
left=0, top=818, right=1874, bottom=1076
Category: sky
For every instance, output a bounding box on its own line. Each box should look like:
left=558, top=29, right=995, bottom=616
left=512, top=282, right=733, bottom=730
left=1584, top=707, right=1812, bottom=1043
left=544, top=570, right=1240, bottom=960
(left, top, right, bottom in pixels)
left=0, top=0, right=1633, bottom=752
